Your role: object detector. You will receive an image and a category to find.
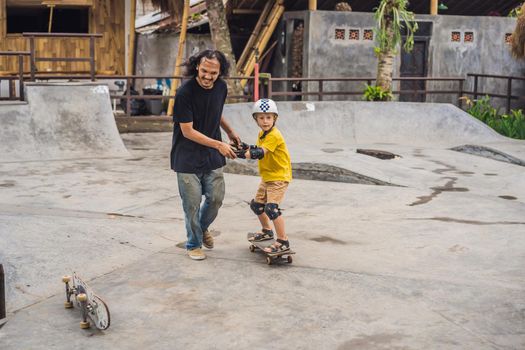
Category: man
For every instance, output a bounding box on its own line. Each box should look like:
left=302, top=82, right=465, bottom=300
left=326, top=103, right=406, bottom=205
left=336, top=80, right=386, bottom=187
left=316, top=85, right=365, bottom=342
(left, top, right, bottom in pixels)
left=171, top=49, right=240, bottom=260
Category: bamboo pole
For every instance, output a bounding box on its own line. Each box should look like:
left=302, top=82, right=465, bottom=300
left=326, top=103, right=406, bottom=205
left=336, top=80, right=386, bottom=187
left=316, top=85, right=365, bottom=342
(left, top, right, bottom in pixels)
left=254, top=51, right=259, bottom=101
left=128, top=0, right=136, bottom=75
left=167, top=0, right=190, bottom=117
left=48, top=5, right=54, bottom=33
left=236, top=0, right=274, bottom=72
left=241, top=4, right=284, bottom=87
left=430, top=0, right=438, bottom=15
left=239, top=1, right=281, bottom=73
left=309, top=0, right=317, bottom=11
left=240, top=0, right=281, bottom=76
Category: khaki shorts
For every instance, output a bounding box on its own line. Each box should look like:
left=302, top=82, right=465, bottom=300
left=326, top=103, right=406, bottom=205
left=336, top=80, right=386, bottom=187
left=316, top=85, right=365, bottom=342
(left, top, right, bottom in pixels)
left=254, top=181, right=289, bottom=204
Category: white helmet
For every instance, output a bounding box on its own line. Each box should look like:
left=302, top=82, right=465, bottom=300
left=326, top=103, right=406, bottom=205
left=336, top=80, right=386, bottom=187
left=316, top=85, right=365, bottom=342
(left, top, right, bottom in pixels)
left=252, top=99, right=278, bottom=118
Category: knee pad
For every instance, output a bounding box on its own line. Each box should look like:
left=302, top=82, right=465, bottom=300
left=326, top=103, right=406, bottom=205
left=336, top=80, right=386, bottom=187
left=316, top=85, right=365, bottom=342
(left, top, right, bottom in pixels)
left=264, top=203, right=281, bottom=220
left=250, top=199, right=265, bottom=215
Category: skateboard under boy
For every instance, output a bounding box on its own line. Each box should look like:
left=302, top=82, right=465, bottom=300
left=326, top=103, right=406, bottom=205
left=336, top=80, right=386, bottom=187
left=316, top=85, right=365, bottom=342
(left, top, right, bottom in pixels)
left=247, top=233, right=295, bottom=265
left=62, top=273, right=110, bottom=330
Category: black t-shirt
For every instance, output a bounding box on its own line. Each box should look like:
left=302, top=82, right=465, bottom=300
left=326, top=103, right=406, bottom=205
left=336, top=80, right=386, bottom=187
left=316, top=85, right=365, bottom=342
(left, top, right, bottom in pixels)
left=170, top=77, right=228, bottom=173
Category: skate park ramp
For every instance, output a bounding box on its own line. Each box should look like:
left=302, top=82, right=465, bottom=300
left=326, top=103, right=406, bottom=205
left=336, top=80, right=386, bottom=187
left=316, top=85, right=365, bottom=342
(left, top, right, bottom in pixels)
left=1, top=100, right=524, bottom=349
left=223, top=101, right=525, bottom=187
left=0, top=82, right=128, bottom=162
left=224, top=101, right=508, bottom=146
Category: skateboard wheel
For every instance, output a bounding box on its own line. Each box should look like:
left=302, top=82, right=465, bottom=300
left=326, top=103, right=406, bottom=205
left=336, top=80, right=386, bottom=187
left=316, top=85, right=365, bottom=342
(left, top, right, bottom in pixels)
left=80, top=321, right=90, bottom=329
left=266, top=257, right=272, bottom=265
left=64, top=301, right=73, bottom=308
left=62, top=275, right=71, bottom=283
left=287, top=255, right=293, bottom=264
left=249, top=245, right=255, bottom=252
left=77, top=293, right=87, bottom=302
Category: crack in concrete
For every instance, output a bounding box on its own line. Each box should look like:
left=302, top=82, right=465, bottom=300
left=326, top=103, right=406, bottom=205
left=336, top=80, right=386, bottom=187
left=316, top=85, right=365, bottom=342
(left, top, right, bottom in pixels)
left=408, top=217, right=525, bottom=225
left=451, top=145, right=525, bottom=167
left=408, top=177, right=469, bottom=206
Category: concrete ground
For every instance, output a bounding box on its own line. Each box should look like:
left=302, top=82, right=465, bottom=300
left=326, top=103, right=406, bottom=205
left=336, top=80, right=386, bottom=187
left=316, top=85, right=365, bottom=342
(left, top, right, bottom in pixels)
left=0, top=100, right=524, bottom=349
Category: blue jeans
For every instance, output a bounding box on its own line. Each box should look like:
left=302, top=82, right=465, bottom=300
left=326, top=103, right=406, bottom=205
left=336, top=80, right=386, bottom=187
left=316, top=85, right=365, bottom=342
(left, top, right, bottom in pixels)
left=177, top=168, right=225, bottom=250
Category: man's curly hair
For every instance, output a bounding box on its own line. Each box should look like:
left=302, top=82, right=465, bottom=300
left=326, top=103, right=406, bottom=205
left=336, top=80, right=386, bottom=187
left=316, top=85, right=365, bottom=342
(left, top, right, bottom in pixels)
left=184, top=49, right=230, bottom=77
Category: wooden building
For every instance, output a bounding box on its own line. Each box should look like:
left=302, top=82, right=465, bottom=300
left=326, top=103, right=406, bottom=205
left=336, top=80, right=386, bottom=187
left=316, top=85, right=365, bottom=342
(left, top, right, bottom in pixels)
left=0, top=0, right=126, bottom=75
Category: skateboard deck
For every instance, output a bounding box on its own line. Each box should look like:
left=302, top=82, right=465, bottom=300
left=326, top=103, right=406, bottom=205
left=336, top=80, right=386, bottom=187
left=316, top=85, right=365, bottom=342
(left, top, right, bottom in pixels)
left=247, top=233, right=295, bottom=265
left=62, top=273, right=110, bottom=330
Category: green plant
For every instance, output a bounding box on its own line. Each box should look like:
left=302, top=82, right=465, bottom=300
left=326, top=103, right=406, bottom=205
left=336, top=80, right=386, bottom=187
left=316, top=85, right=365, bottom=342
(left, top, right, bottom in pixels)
left=464, top=96, right=499, bottom=123
left=501, top=109, right=525, bottom=139
left=374, top=0, right=418, bottom=54
left=508, top=3, right=523, bottom=17
left=363, top=84, right=393, bottom=101
left=373, top=0, right=418, bottom=92
left=464, top=96, right=525, bottom=139
left=190, top=13, right=202, bottom=21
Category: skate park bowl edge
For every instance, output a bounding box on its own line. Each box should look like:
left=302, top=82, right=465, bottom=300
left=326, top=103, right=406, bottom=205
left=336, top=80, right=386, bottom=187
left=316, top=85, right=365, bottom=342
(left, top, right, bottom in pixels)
left=0, top=82, right=128, bottom=163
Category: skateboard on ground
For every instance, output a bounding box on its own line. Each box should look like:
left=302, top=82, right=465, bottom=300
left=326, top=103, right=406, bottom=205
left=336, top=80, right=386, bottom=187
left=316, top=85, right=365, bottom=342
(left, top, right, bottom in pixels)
left=247, top=233, right=295, bottom=265
left=62, top=273, right=110, bottom=330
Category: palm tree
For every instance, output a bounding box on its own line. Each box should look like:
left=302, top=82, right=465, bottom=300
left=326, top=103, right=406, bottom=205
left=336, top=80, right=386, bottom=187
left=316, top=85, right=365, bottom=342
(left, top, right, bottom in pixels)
left=374, top=0, right=418, bottom=99
left=205, top=0, right=243, bottom=98
left=141, top=0, right=243, bottom=97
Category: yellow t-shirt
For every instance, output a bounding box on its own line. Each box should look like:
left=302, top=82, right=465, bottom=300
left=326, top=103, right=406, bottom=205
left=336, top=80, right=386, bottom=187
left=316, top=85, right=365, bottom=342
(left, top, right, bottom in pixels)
left=256, top=127, right=292, bottom=182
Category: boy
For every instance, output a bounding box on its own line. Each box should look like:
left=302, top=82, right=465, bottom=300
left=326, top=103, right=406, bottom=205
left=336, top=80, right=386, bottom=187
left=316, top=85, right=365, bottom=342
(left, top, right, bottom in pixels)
left=233, top=99, right=293, bottom=253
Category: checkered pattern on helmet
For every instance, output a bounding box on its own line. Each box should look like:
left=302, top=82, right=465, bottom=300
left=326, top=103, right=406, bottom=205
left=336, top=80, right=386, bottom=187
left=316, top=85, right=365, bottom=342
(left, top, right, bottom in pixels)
left=259, top=99, right=270, bottom=112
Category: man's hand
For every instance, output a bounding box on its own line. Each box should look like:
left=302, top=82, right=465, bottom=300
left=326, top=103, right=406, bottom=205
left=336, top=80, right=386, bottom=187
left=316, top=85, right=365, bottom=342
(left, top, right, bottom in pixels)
left=217, top=141, right=236, bottom=159
left=227, top=131, right=241, bottom=146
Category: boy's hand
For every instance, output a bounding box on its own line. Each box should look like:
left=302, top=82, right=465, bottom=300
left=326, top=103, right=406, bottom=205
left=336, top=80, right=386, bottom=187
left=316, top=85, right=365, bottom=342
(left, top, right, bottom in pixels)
left=230, top=141, right=250, bottom=159
left=231, top=146, right=247, bottom=159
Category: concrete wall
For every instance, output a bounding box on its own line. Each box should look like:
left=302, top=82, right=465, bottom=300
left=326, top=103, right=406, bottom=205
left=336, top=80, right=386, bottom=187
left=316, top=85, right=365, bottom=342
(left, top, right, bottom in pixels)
left=275, top=11, right=525, bottom=110
left=422, top=14, right=525, bottom=109
left=307, top=11, right=379, bottom=101
left=135, top=32, right=213, bottom=93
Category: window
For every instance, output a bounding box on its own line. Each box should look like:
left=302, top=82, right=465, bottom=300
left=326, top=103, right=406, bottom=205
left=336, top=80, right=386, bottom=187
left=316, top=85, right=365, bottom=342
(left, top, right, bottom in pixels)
left=6, top=6, right=89, bottom=34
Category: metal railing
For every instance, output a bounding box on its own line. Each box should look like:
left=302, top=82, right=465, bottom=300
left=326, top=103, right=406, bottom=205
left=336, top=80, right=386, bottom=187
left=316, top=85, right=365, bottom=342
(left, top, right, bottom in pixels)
left=0, top=33, right=101, bottom=102
left=467, top=73, right=525, bottom=113
left=3, top=69, right=525, bottom=116
left=0, top=51, right=30, bottom=101
left=265, top=76, right=466, bottom=107
left=0, top=73, right=254, bottom=116
left=104, top=75, right=254, bottom=117
left=0, top=31, right=522, bottom=113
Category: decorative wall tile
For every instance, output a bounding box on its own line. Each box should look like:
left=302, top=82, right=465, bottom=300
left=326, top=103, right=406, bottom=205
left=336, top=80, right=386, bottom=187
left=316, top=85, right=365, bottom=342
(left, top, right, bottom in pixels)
left=505, top=33, right=513, bottom=44
left=464, top=31, right=474, bottom=43
left=349, top=29, right=360, bottom=40
left=451, top=31, right=461, bottom=42
left=363, top=29, right=374, bottom=41
left=335, top=28, right=345, bottom=40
